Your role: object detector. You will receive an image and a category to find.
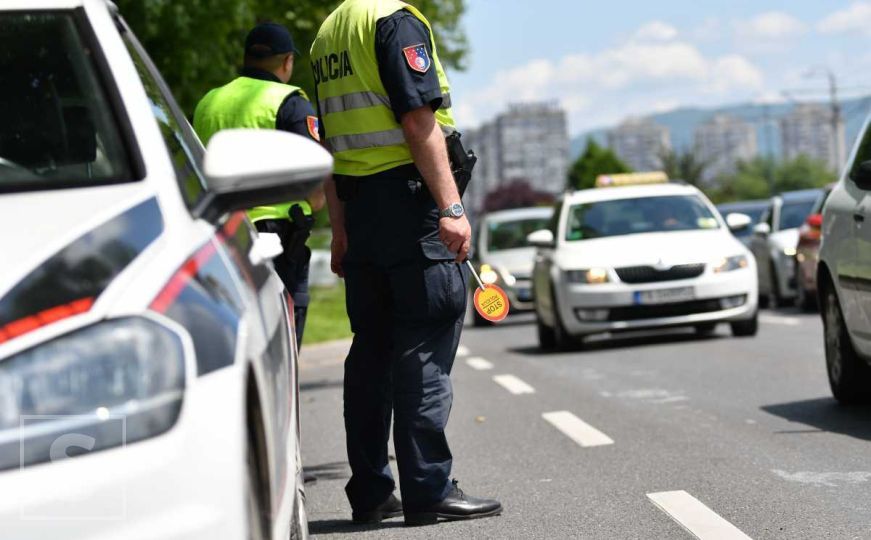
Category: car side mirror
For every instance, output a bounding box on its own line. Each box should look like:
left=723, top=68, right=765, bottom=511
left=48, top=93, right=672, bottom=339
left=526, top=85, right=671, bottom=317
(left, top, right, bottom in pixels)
left=199, top=129, right=332, bottom=222
left=753, top=222, right=771, bottom=237
left=527, top=229, right=555, bottom=248
left=725, top=212, right=752, bottom=232
left=852, top=160, right=871, bottom=190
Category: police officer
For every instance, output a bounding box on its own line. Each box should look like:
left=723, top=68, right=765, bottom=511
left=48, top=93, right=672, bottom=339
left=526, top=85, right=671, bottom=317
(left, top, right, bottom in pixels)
left=311, top=0, right=502, bottom=526
left=193, top=23, right=323, bottom=347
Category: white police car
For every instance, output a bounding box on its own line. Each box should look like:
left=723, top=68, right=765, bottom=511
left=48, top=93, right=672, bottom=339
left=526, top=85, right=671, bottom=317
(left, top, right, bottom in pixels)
left=530, top=174, right=758, bottom=350
left=0, top=1, right=329, bottom=538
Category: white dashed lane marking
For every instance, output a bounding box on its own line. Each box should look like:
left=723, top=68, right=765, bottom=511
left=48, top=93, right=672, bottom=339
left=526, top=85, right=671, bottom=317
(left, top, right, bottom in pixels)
left=466, top=357, right=494, bottom=371
left=542, top=411, right=614, bottom=448
left=759, top=314, right=801, bottom=326
left=456, top=345, right=470, bottom=357
left=647, top=490, right=752, bottom=540
left=492, top=374, right=535, bottom=395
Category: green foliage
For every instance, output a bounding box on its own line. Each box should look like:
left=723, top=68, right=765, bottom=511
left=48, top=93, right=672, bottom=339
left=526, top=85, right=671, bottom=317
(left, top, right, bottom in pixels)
left=116, top=0, right=469, bottom=116
left=567, top=139, right=632, bottom=190
left=305, top=284, right=352, bottom=344
left=660, top=149, right=707, bottom=187
left=710, top=155, right=835, bottom=203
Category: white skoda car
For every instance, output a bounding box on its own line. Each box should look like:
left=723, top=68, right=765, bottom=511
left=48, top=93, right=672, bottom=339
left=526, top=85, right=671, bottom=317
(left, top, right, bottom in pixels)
left=530, top=181, right=758, bottom=350
left=0, top=1, right=329, bottom=538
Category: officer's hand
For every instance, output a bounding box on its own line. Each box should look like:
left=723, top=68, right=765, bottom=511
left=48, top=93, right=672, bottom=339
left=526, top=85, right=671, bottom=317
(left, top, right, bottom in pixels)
left=331, top=230, right=348, bottom=278
left=439, top=215, right=472, bottom=262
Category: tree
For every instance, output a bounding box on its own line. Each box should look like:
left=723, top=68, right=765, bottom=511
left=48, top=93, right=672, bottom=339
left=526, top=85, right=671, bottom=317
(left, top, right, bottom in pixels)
left=659, top=149, right=707, bottom=187
left=116, top=0, right=469, bottom=116
left=710, top=155, right=835, bottom=203
left=567, top=139, right=631, bottom=190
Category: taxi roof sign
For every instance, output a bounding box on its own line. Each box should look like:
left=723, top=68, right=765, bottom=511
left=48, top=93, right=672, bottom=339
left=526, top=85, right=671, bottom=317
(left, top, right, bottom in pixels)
left=595, top=171, right=669, bottom=188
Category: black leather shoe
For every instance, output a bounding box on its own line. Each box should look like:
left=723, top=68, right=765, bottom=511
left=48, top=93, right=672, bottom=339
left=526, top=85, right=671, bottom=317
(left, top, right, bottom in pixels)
left=352, top=494, right=403, bottom=524
left=404, top=480, right=502, bottom=526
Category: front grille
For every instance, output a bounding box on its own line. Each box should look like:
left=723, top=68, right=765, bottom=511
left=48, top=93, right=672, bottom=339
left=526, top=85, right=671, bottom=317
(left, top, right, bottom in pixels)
left=607, top=298, right=732, bottom=321
left=615, top=264, right=705, bottom=284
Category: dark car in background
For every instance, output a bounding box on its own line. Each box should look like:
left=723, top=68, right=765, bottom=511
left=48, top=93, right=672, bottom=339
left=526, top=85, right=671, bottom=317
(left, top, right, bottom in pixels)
left=794, top=184, right=835, bottom=311
left=750, top=189, right=824, bottom=308
left=717, top=200, right=769, bottom=248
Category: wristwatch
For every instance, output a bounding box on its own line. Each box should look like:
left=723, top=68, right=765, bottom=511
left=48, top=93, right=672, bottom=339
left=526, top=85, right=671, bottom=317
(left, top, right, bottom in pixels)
left=440, top=203, right=465, bottom=219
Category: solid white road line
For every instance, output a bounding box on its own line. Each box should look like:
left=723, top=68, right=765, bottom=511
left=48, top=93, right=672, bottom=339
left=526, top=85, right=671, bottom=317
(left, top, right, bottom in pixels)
left=456, top=345, right=470, bottom=357
left=541, top=411, right=614, bottom=447
left=647, top=490, right=752, bottom=540
left=466, top=357, right=494, bottom=371
left=759, top=314, right=801, bottom=326
left=492, top=374, right=535, bottom=395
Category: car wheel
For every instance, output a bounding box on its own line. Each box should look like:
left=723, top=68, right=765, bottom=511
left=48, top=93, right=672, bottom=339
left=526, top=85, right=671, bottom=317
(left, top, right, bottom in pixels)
left=537, top=315, right=556, bottom=351
left=769, top=263, right=786, bottom=308
left=822, top=288, right=871, bottom=404
left=796, top=282, right=817, bottom=312
left=730, top=310, right=758, bottom=337
left=695, top=323, right=717, bottom=336
left=246, top=445, right=269, bottom=540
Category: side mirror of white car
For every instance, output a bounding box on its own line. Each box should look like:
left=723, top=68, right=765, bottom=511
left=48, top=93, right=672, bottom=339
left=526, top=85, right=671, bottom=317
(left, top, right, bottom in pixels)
left=200, top=129, right=333, bottom=222
left=753, top=222, right=771, bottom=236
left=527, top=229, right=555, bottom=248
left=726, top=212, right=752, bottom=232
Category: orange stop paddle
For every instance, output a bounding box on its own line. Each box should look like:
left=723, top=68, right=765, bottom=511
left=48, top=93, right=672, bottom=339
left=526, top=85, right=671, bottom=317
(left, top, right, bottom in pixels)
left=466, top=261, right=510, bottom=323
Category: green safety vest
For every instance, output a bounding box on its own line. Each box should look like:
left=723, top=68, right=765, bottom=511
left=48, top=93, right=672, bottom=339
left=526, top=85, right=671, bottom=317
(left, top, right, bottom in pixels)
left=193, top=76, right=312, bottom=221
left=310, top=0, right=456, bottom=176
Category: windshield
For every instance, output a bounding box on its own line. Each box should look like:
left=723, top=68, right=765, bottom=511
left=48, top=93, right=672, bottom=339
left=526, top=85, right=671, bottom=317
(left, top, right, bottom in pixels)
left=779, top=200, right=817, bottom=230
left=0, top=13, right=131, bottom=190
left=566, top=195, right=719, bottom=241
left=487, top=217, right=552, bottom=251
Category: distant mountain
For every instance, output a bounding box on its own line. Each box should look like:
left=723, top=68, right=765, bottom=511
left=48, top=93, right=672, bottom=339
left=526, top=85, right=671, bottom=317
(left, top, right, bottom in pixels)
left=570, top=96, right=871, bottom=161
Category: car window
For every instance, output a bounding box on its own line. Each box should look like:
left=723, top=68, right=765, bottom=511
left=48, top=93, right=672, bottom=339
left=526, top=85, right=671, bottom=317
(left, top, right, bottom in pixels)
left=565, top=195, right=719, bottom=241
left=849, top=124, right=871, bottom=187
left=779, top=200, right=816, bottom=230
left=0, top=12, right=133, bottom=191
left=487, top=217, right=552, bottom=251
left=121, top=28, right=206, bottom=209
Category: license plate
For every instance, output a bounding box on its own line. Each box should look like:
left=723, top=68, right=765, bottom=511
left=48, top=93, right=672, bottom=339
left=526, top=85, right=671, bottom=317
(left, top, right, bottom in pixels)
left=634, top=287, right=695, bottom=305
left=517, top=288, right=532, bottom=301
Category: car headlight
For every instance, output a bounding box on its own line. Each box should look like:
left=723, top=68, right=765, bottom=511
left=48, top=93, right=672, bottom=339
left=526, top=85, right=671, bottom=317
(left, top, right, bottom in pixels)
left=0, top=317, right=186, bottom=471
left=479, top=264, right=499, bottom=285
left=783, top=247, right=797, bottom=257
left=712, top=255, right=749, bottom=273
left=566, top=268, right=610, bottom=284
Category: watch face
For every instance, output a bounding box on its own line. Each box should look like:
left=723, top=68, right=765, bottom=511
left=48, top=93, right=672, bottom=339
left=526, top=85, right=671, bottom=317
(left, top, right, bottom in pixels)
left=451, top=203, right=465, bottom=217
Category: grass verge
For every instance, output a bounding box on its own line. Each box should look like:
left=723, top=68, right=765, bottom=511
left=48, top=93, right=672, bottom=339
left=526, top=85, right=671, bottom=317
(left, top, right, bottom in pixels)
left=305, top=283, right=353, bottom=345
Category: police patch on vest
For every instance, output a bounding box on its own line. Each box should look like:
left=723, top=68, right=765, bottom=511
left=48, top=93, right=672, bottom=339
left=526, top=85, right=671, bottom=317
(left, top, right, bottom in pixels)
left=402, top=44, right=431, bottom=73
left=307, top=116, right=321, bottom=142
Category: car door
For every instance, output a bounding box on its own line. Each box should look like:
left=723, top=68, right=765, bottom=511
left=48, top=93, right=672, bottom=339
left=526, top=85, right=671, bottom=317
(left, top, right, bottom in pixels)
left=119, top=20, right=297, bottom=516
left=841, top=125, right=871, bottom=354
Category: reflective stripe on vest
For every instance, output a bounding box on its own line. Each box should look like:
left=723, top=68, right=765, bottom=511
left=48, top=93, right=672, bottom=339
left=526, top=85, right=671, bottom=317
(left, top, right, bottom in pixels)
left=193, top=77, right=311, bottom=220
left=311, top=0, right=457, bottom=176
left=327, top=124, right=456, bottom=153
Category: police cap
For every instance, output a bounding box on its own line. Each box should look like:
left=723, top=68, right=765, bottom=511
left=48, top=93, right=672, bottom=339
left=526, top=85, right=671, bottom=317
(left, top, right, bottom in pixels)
left=245, top=23, right=300, bottom=58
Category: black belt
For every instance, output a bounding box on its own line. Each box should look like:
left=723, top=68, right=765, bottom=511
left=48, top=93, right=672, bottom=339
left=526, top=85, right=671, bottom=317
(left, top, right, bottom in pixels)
left=335, top=164, right=422, bottom=202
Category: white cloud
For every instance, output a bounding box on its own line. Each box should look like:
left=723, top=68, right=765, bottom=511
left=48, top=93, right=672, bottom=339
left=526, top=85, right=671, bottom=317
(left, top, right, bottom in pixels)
left=737, top=11, right=806, bottom=41
left=454, top=22, right=764, bottom=133
left=633, top=21, right=678, bottom=42
left=819, top=2, right=871, bottom=36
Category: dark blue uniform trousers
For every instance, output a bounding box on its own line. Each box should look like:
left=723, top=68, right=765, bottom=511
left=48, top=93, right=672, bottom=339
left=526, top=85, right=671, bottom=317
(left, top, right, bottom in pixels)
left=340, top=170, right=467, bottom=512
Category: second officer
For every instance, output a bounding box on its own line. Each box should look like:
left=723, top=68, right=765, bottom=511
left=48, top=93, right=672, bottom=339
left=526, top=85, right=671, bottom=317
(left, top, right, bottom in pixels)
left=194, top=22, right=323, bottom=347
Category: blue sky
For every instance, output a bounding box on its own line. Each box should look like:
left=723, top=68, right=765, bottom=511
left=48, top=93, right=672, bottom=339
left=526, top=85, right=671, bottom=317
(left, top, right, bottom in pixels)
left=449, top=1, right=871, bottom=134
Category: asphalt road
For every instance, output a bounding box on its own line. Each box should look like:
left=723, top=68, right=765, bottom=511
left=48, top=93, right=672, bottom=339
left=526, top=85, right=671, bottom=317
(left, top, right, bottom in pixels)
left=299, top=308, right=871, bottom=539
